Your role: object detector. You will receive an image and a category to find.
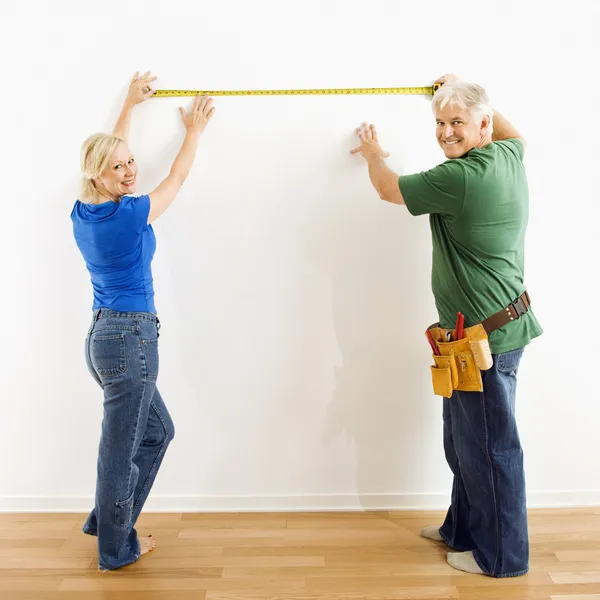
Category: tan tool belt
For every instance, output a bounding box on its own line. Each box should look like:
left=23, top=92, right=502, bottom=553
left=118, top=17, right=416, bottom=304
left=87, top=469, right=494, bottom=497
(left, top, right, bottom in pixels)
left=426, top=291, right=531, bottom=398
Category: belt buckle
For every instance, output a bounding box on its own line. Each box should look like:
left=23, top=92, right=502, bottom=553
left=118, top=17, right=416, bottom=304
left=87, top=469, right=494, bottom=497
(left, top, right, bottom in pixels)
left=511, top=296, right=527, bottom=318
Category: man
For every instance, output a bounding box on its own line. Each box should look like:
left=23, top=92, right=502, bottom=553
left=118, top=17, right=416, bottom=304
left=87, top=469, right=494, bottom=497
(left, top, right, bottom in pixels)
left=351, top=74, right=543, bottom=578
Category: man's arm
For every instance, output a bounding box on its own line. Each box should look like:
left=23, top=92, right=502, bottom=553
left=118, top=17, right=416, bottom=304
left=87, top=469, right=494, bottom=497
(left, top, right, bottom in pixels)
left=366, top=156, right=404, bottom=205
left=492, top=111, right=525, bottom=148
left=113, top=71, right=157, bottom=142
left=351, top=122, right=404, bottom=205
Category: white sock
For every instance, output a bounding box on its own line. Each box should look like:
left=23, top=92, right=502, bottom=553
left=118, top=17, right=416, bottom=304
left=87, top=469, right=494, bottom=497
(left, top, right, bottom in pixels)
left=447, top=550, right=484, bottom=574
left=420, top=525, right=443, bottom=542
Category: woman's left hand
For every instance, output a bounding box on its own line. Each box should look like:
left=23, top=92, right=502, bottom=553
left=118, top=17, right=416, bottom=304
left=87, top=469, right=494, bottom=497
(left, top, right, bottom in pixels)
left=126, top=71, right=157, bottom=105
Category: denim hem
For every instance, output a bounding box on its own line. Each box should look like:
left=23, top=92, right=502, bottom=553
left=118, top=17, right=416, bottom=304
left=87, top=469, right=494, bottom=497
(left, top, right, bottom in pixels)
left=472, top=548, right=529, bottom=578
left=471, top=548, right=491, bottom=575
left=98, top=552, right=140, bottom=572
left=82, top=527, right=97, bottom=537
left=438, top=527, right=474, bottom=553
left=98, top=540, right=141, bottom=572
left=495, top=567, right=530, bottom=578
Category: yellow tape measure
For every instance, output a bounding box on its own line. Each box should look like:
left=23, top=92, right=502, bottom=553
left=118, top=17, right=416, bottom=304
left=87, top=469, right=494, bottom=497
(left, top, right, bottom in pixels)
left=152, top=84, right=440, bottom=98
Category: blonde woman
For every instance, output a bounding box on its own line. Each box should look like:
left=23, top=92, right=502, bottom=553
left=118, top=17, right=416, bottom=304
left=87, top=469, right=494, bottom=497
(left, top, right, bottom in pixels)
left=71, top=72, right=215, bottom=571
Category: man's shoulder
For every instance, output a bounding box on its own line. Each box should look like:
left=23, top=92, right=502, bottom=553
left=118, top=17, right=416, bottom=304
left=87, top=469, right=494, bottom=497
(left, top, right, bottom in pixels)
left=401, top=158, right=465, bottom=191
left=459, top=140, right=524, bottom=177
left=423, top=157, right=466, bottom=180
left=482, top=138, right=525, bottom=161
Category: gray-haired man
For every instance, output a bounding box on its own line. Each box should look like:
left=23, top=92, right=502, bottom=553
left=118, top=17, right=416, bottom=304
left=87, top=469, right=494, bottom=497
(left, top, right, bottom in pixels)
left=351, top=74, right=543, bottom=577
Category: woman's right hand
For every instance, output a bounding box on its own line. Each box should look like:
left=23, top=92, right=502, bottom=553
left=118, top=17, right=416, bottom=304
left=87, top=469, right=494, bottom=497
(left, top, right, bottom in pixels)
left=179, top=94, right=215, bottom=136
left=126, top=71, right=157, bottom=105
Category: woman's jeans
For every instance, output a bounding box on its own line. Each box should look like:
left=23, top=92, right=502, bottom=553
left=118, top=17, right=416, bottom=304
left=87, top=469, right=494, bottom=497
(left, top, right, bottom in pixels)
left=439, top=347, right=529, bottom=578
left=82, top=308, right=175, bottom=571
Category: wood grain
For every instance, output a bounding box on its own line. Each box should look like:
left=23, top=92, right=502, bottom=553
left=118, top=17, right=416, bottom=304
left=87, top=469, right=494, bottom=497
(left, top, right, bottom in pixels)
left=0, top=508, right=598, bottom=598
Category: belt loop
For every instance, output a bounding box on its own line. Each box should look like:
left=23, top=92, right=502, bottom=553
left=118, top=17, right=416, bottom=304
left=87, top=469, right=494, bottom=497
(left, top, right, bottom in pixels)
left=88, top=309, right=100, bottom=335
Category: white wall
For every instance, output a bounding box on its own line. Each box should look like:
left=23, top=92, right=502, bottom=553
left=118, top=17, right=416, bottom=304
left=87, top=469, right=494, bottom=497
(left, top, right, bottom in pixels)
left=1, top=0, right=599, bottom=512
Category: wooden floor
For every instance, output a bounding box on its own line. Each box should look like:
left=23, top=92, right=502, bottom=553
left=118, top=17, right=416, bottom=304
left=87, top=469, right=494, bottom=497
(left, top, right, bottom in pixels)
left=1, top=509, right=600, bottom=599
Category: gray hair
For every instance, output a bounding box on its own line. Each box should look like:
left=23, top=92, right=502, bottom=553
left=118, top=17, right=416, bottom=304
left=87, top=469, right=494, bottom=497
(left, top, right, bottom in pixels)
left=432, top=81, right=494, bottom=134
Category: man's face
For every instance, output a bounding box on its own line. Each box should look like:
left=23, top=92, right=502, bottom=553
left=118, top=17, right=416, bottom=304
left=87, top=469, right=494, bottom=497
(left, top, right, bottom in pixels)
left=435, top=104, right=489, bottom=159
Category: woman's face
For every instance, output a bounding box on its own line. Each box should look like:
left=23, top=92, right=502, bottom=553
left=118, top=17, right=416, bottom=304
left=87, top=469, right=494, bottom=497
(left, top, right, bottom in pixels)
left=96, top=142, right=138, bottom=200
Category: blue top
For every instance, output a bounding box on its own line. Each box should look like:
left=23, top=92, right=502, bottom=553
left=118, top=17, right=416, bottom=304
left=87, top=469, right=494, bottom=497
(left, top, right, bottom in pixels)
left=71, top=195, right=157, bottom=313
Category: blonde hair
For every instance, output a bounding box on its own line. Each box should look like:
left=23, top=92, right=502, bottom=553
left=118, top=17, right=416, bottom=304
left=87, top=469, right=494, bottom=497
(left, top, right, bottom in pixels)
left=80, top=133, right=124, bottom=204
left=433, top=81, right=494, bottom=134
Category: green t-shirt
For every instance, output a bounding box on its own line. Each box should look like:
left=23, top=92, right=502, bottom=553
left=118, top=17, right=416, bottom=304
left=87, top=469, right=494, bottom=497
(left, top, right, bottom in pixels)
left=399, top=138, right=543, bottom=354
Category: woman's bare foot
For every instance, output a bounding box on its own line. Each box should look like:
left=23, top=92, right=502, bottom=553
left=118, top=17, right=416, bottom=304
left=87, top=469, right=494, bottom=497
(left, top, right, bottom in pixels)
left=140, top=535, right=156, bottom=557
left=97, top=536, right=156, bottom=571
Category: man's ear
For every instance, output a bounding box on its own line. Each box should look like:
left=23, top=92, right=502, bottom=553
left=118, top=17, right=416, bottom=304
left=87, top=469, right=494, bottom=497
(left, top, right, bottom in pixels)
left=481, top=114, right=491, bottom=133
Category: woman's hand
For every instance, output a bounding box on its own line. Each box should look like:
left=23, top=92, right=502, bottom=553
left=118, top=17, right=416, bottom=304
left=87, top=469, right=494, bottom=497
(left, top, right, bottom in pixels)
left=113, top=72, right=156, bottom=140
left=179, top=94, right=215, bottom=136
left=125, top=71, right=157, bottom=106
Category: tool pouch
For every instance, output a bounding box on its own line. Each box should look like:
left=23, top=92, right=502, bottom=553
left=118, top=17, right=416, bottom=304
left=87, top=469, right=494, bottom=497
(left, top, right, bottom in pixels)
left=426, top=322, right=493, bottom=398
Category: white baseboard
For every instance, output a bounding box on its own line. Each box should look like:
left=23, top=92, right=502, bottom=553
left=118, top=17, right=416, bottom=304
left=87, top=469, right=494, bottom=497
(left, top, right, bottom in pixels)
left=1, top=491, right=599, bottom=513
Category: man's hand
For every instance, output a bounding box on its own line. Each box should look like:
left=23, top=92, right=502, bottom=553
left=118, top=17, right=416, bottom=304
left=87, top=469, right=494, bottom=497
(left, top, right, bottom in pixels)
left=349, top=122, right=403, bottom=205
left=434, top=73, right=460, bottom=88
left=350, top=122, right=390, bottom=161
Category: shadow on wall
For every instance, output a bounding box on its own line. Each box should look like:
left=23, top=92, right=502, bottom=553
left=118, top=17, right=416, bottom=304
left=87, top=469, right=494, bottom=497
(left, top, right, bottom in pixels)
left=302, top=145, right=442, bottom=508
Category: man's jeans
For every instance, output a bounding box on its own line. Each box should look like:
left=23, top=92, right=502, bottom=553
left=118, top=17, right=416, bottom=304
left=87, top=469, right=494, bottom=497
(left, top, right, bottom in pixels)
left=439, top=347, right=529, bottom=578
left=82, top=309, right=175, bottom=571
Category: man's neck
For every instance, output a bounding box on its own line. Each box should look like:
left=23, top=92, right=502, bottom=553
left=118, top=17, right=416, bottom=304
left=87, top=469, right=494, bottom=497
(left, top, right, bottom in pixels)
left=476, top=134, right=493, bottom=149
left=460, top=135, right=493, bottom=157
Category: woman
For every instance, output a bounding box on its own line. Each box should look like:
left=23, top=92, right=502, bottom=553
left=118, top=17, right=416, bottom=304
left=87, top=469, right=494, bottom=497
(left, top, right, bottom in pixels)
left=71, top=72, right=215, bottom=571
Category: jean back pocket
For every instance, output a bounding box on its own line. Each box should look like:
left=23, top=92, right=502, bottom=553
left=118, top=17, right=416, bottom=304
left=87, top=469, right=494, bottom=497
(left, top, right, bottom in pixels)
left=91, top=333, right=127, bottom=377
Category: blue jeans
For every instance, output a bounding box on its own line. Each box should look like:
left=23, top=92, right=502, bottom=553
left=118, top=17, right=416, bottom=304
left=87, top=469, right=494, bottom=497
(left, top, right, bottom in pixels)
left=82, top=309, right=175, bottom=571
left=439, top=347, right=528, bottom=578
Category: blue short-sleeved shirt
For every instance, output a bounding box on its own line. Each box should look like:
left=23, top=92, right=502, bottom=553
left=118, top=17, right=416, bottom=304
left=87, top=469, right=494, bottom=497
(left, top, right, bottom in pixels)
left=71, top=195, right=157, bottom=313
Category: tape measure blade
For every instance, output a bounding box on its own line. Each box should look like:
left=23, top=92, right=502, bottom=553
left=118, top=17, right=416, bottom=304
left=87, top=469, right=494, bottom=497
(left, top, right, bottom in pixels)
left=153, top=86, right=435, bottom=97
